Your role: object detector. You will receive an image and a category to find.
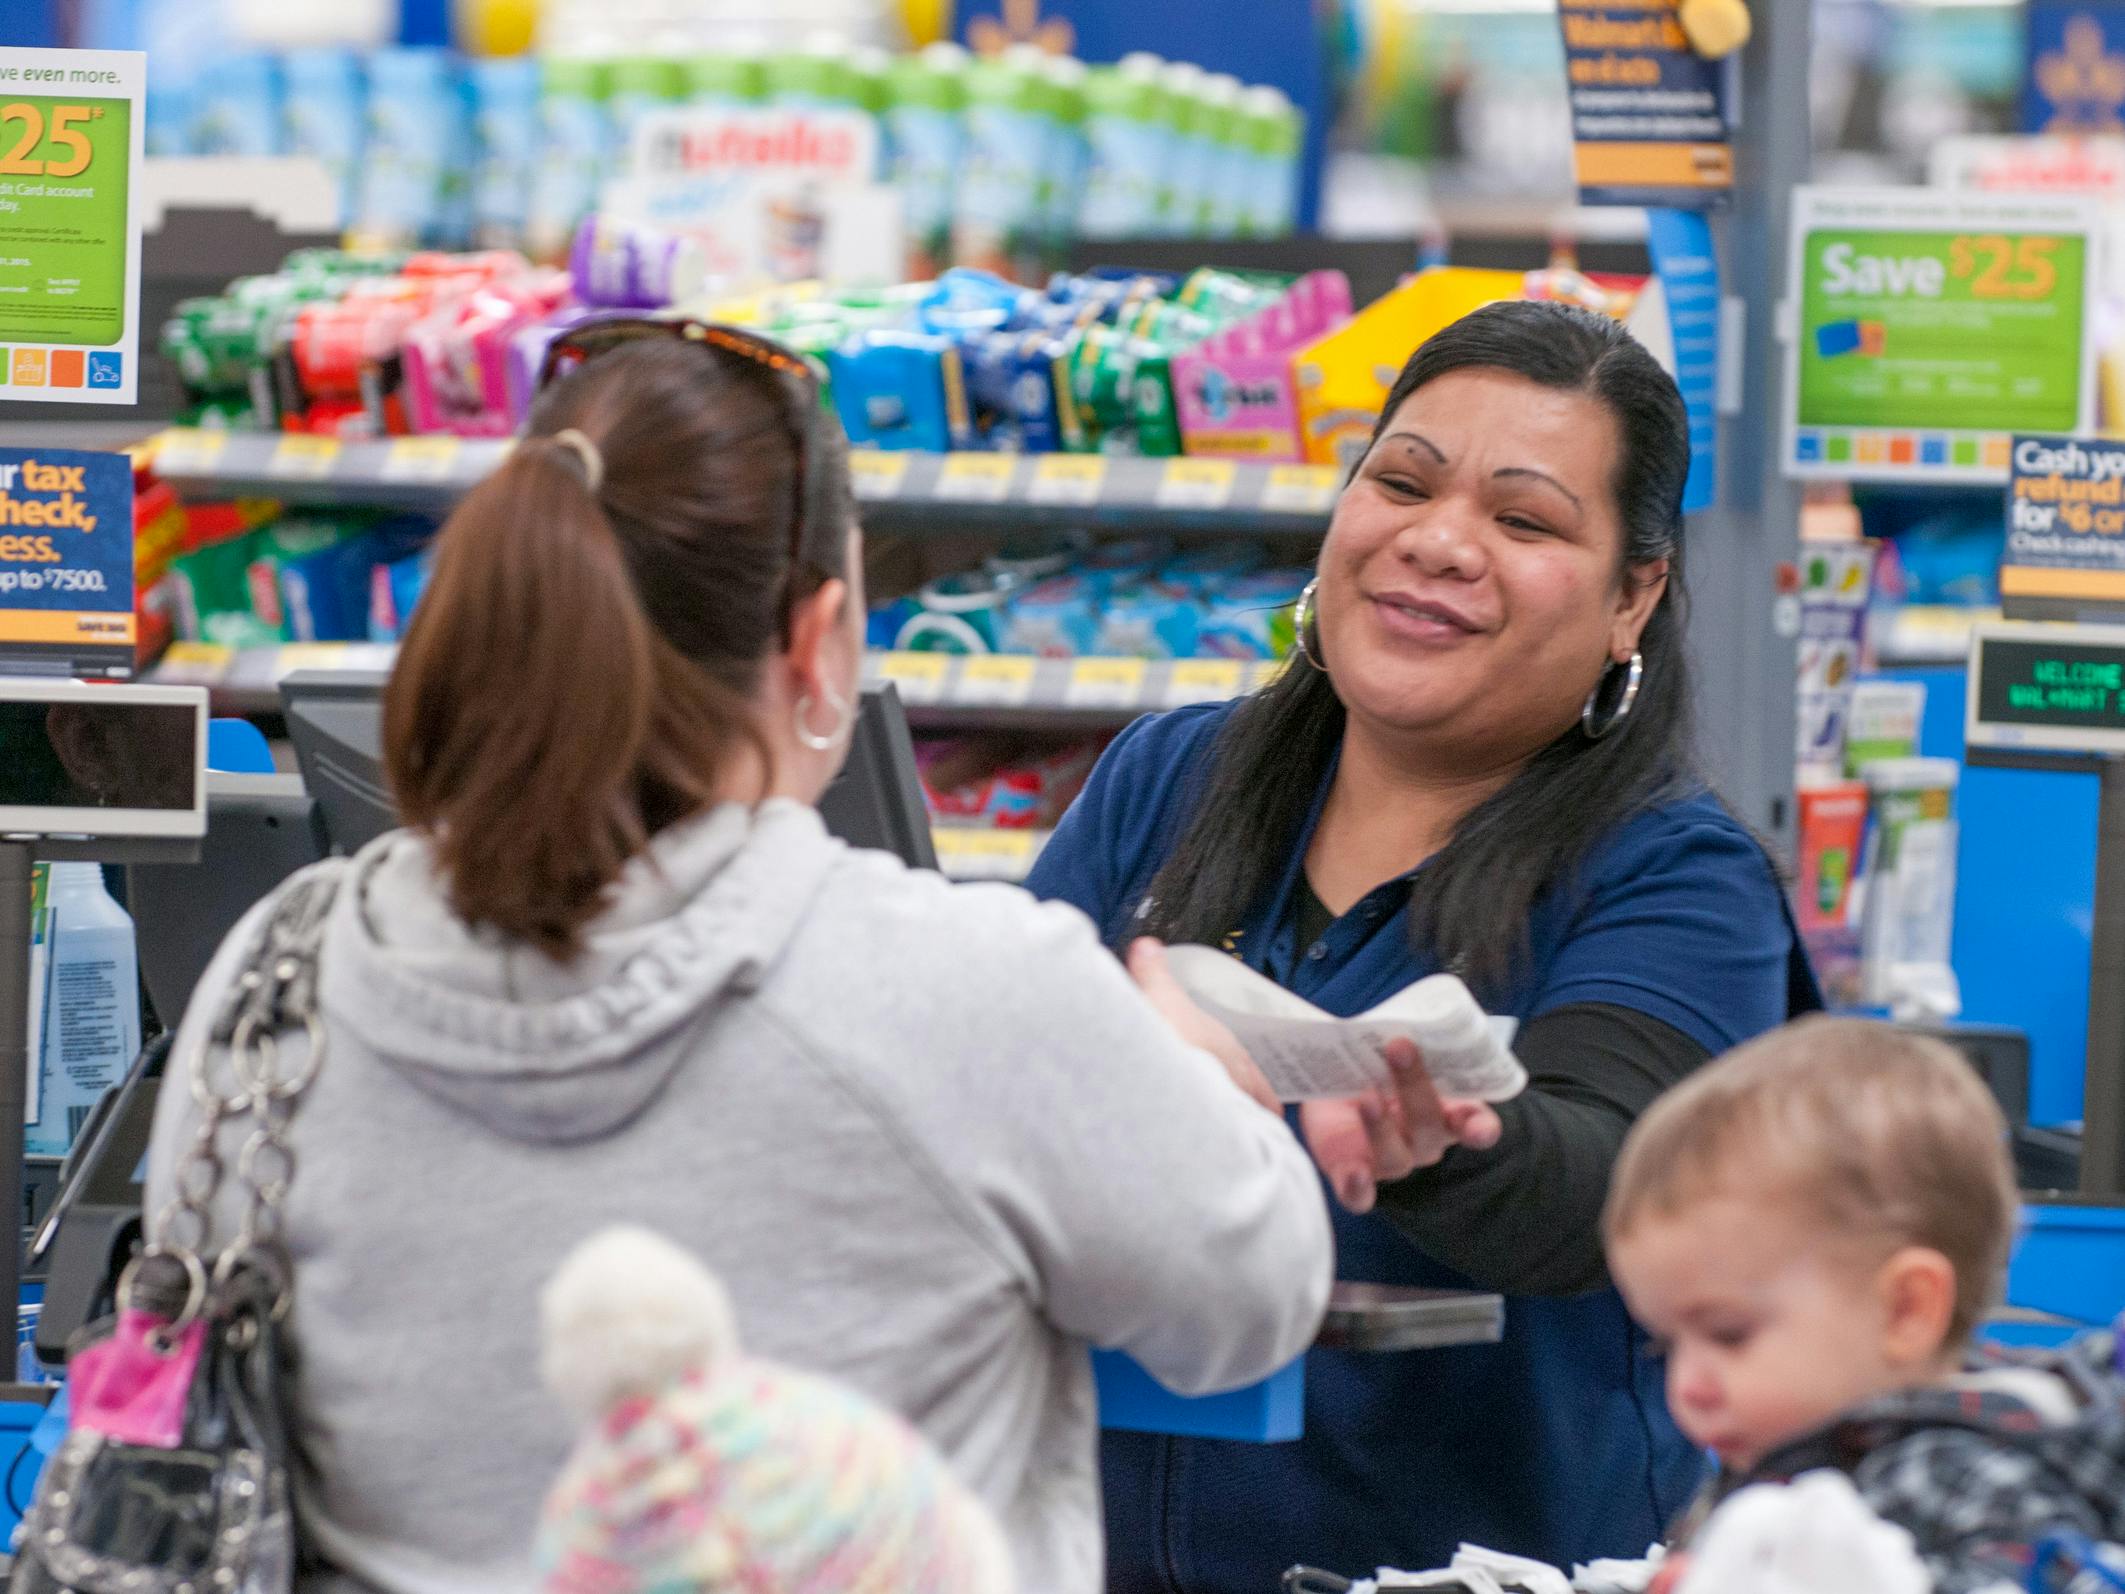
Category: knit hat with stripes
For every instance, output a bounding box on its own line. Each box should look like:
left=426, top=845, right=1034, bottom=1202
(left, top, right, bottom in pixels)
left=534, top=1225, right=1015, bottom=1594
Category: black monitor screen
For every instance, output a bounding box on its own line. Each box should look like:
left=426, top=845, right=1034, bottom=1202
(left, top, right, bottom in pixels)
left=0, top=700, right=196, bottom=811
left=282, top=673, right=936, bottom=870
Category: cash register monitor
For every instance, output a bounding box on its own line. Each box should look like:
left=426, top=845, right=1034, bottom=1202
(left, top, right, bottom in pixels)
left=128, top=774, right=330, bottom=1031
left=282, top=672, right=937, bottom=869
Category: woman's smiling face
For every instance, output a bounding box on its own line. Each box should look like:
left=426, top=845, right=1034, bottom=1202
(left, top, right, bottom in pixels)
left=1312, top=367, right=1668, bottom=765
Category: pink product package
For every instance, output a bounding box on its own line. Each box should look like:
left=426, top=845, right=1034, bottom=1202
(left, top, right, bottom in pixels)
left=401, top=271, right=572, bottom=436
left=1173, top=270, right=1353, bottom=463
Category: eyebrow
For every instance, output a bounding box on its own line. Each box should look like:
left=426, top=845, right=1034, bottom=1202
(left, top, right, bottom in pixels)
left=1378, top=433, right=1585, bottom=514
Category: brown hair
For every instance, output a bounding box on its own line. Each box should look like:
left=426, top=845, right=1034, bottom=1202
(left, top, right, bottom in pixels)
left=383, top=336, right=854, bottom=959
left=1604, top=1016, right=2019, bottom=1348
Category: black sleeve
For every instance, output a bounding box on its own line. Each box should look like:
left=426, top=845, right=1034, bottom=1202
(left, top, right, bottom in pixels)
left=1369, top=1002, right=1710, bottom=1297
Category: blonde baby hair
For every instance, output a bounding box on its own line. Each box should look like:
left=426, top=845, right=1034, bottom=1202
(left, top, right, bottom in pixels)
left=1605, top=1016, right=2019, bottom=1348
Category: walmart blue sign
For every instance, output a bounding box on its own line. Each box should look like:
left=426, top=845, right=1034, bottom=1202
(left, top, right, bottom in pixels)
left=2024, top=2, right=2125, bottom=133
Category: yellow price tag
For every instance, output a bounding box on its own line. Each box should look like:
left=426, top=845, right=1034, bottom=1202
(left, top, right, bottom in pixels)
left=154, top=641, right=235, bottom=684
left=1028, top=455, right=1108, bottom=507
left=1065, top=656, right=1147, bottom=709
left=932, top=827, right=1041, bottom=880
left=935, top=453, right=1017, bottom=502
left=382, top=436, right=462, bottom=482
left=151, top=428, right=227, bottom=473
left=1155, top=458, right=1236, bottom=509
left=1262, top=464, right=1339, bottom=514
left=878, top=650, right=950, bottom=702
left=958, top=653, right=1038, bottom=706
left=1166, top=658, right=1245, bottom=707
left=273, top=644, right=355, bottom=679
left=849, top=450, right=910, bottom=500
left=268, top=435, right=342, bottom=479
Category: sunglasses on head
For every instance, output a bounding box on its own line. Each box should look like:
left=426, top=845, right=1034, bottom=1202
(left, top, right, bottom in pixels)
left=535, top=317, right=839, bottom=610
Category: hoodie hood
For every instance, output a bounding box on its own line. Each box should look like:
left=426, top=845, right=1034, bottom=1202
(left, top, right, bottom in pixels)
left=318, top=799, right=841, bottom=1144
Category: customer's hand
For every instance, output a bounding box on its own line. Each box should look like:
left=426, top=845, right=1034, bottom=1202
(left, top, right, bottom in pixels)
left=1302, top=1041, right=1502, bottom=1214
left=1127, top=939, right=1280, bottom=1114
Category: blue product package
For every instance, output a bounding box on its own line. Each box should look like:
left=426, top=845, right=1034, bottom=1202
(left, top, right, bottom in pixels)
left=468, top=57, right=542, bottom=249
left=371, top=545, right=436, bottom=641
left=1093, top=578, right=1201, bottom=659
left=1080, top=536, right=1173, bottom=594
left=827, top=333, right=971, bottom=452
left=965, top=330, right=1083, bottom=453
left=999, top=572, right=1102, bottom=658
left=919, top=269, right=1038, bottom=339
left=867, top=595, right=922, bottom=651
left=1198, top=567, right=1307, bottom=659
left=191, top=52, right=282, bottom=156
left=357, top=48, right=469, bottom=248
left=281, top=50, right=364, bottom=227
left=1164, top=539, right=1264, bottom=592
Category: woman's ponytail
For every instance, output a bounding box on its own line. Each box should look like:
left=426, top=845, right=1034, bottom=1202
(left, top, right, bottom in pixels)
left=385, top=437, right=663, bottom=956
left=382, top=338, right=837, bottom=959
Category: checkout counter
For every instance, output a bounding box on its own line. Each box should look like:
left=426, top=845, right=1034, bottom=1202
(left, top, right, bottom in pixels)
left=26, top=672, right=1505, bottom=1453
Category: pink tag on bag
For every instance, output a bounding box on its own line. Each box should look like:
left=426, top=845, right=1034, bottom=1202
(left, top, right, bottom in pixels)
left=68, top=1310, right=206, bottom=1449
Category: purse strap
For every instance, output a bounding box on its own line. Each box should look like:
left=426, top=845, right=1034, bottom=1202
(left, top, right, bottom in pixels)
left=131, top=864, right=347, bottom=1334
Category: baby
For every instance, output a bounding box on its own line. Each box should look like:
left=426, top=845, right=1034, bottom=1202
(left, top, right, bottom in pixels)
left=1604, top=1015, right=2125, bottom=1594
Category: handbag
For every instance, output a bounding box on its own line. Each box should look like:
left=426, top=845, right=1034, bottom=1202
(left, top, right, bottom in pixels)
left=9, top=869, right=344, bottom=1594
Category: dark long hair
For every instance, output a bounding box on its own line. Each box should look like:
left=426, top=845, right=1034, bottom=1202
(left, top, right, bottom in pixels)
left=384, top=337, right=853, bottom=959
left=1140, top=301, right=1694, bottom=995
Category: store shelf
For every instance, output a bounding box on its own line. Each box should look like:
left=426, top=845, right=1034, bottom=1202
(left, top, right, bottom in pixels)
left=152, top=642, right=1288, bottom=724
left=1875, top=604, right=1995, bottom=667
left=866, top=650, right=1285, bottom=729
left=142, top=429, right=1343, bottom=535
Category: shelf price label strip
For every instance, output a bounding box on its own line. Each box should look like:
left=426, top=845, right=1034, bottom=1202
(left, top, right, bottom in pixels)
left=1026, top=456, right=1108, bottom=507
left=932, top=827, right=1046, bottom=882
left=934, top=454, right=1018, bottom=503
left=957, top=654, right=1038, bottom=707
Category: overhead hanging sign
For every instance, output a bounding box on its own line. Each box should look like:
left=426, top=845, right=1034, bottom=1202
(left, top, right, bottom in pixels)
left=0, top=48, right=146, bottom=406
left=2000, top=433, right=2125, bottom=620
left=0, top=446, right=135, bottom=678
left=2021, top=3, right=2125, bottom=134
left=1784, top=188, right=2098, bottom=484
left=1554, top=0, right=1733, bottom=209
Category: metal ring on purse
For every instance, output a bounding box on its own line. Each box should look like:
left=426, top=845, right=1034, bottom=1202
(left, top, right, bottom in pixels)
left=114, top=1245, right=209, bottom=1346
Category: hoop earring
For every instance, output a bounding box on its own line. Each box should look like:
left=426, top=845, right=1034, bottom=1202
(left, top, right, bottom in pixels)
left=1292, top=577, right=1328, bottom=674
left=795, top=684, right=855, bottom=752
left=1581, top=650, right=1644, bottom=740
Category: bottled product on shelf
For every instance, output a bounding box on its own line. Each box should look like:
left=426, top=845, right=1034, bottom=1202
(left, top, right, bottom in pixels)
left=26, top=864, right=142, bottom=1161
left=144, top=39, right=1306, bottom=260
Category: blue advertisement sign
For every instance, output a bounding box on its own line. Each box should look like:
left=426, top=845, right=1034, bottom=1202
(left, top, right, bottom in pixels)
left=2023, top=2, right=2125, bottom=134
left=1555, top=0, right=1733, bottom=209
left=0, top=446, right=135, bottom=679
left=1646, top=208, right=1720, bottom=512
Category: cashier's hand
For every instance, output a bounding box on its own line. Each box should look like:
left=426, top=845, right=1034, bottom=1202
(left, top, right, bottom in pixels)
left=1303, top=1042, right=1502, bottom=1215
left=1127, top=939, right=1280, bottom=1114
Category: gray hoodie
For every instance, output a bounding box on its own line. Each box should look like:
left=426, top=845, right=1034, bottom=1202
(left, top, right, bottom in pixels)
left=145, top=799, right=1333, bottom=1594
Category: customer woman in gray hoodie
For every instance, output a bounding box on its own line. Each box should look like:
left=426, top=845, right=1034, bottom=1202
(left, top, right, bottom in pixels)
left=144, top=332, right=1337, bottom=1594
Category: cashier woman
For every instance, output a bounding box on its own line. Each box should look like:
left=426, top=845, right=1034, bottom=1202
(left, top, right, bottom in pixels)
left=1028, top=301, right=1819, bottom=1593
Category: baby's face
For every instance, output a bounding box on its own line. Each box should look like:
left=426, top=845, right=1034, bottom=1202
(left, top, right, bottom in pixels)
left=1610, top=1195, right=1923, bottom=1473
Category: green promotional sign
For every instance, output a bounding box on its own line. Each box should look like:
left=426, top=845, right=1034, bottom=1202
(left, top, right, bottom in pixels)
left=0, top=49, right=145, bottom=406
left=1799, top=228, right=2085, bottom=432
left=1785, top=190, right=2098, bottom=483
left=0, top=94, right=132, bottom=346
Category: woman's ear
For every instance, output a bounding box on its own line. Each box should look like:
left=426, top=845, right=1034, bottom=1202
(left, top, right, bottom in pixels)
left=783, top=577, right=851, bottom=699
left=1610, top=557, right=1670, bottom=661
